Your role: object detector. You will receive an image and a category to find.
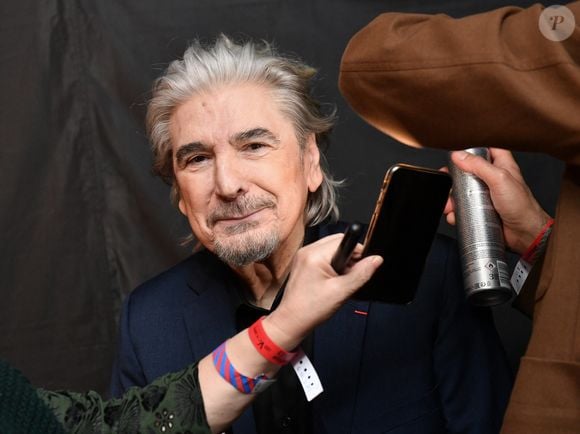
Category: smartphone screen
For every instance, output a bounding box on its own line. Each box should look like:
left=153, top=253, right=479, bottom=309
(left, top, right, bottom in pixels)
left=354, top=164, right=452, bottom=304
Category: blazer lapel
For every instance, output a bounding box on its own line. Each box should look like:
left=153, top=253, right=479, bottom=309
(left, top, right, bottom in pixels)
left=182, top=287, right=236, bottom=360
left=313, top=299, right=370, bottom=434
left=182, top=251, right=239, bottom=359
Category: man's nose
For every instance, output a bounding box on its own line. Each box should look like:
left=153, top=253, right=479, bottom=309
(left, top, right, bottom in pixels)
left=213, top=155, right=248, bottom=199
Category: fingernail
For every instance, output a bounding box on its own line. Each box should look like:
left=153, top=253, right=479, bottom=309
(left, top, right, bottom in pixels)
left=454, top=150, right=469, bottom=161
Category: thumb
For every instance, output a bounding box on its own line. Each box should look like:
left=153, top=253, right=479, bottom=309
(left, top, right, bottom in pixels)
left=450, top=150, right=503, bottom=191
left=338, top=255, right=383, bottom=294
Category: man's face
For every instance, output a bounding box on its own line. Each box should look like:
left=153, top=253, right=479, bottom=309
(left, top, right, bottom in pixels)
left=169, top=83, right=323, bottom=266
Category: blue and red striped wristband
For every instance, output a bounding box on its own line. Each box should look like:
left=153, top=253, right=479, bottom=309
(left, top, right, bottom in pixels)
left=212, top=341, right=276, bottom=394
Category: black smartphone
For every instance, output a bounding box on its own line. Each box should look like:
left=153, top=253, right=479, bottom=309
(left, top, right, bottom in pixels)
left=354, top=164, right=452, bottom=304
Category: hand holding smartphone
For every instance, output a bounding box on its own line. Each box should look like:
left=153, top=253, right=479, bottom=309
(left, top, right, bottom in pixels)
left=354, top=164, right=452, bottom=304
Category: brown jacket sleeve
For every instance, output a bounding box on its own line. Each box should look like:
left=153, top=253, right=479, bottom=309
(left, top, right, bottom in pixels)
left=339, top=2, right=580, bottom=165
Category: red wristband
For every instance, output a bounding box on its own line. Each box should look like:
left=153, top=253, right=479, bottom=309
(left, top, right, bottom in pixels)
left=248, top=316, right=296, bottom=365
left=522, top=218, right=554, bottom=264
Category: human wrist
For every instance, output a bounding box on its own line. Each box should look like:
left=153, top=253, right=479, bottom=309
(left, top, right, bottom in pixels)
left=248, top=317, right=297, bottom=365
left=211, top=341, right=276, bottom=394
left=509, top=216, right=554, bottom=295
left=521, top=216, right=554, bottom=264
left=512, top=210, right=552, bottom=254
left=261, top=309, right=306, bottom=353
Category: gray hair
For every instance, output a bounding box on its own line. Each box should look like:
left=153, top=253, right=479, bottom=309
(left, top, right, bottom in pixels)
left=146, top=34, right=341, bottom=226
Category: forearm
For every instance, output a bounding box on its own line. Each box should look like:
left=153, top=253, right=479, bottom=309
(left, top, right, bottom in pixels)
left=198, top=311, right=304, bottom=433
left=37, top=313, right=317, bottom=434
left=339, top=2, right=580, bottom=164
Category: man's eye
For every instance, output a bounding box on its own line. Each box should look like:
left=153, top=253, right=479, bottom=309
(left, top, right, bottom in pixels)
left=186, top=155, right=209, bottom=165
left=245, top=142, right=267, bottom=151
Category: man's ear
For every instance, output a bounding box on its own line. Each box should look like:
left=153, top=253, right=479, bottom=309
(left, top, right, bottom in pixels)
left=178, top=198, right=187, bottom=216
left=304, top=134, right=323, bottom=192
left=175, top=188, right=187, bottom=216
left=171, top=184, right=187, bottom=216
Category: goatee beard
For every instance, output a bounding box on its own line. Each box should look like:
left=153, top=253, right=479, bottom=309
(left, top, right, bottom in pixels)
left=209, top=195, right=280, bottom=266
left=213, top=228, right=280, bottom=267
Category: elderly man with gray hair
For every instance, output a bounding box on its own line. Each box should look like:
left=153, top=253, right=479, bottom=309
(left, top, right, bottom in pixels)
left=110, top=35, right=514, bottom=434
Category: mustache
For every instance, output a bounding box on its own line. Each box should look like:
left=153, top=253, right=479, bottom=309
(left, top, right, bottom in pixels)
left=207, top=196, right=276, bottom=227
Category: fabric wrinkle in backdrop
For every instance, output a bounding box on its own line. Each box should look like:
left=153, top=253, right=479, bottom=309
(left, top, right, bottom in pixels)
left=0, top=0, right=563, bottom=395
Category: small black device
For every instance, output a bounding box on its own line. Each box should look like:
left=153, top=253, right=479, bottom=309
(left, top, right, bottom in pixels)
left=331, top=221, right=363, bottom=274
left=354, top=164, right=452, bottom=304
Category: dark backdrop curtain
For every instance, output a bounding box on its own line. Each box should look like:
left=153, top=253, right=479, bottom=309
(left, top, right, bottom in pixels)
left=0, top=0, right=563, bottom=395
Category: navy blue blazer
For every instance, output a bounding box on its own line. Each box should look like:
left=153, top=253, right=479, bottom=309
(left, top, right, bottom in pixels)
left=111, top=225, right=513, bottom=434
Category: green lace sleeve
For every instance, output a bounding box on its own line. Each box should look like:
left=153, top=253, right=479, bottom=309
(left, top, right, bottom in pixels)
left=37, top=363, right=211, bottom=434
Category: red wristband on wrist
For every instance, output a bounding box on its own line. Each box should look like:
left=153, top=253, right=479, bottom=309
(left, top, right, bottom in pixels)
left=522, top=218, right=554, bottom=264
left=248, top=316, right=296, bottom=365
